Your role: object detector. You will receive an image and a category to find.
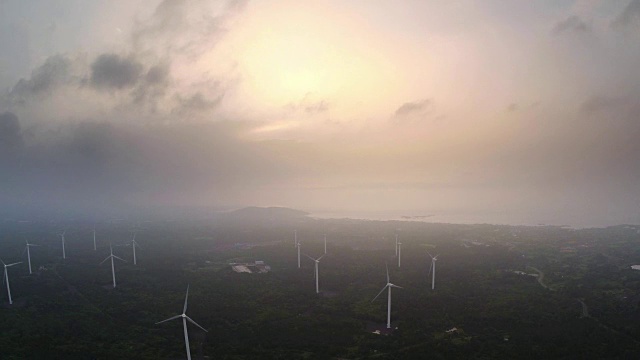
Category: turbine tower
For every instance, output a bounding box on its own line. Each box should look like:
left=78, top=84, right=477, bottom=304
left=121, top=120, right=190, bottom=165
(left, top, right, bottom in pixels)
left=395, top=234, right=398, bottom=256
left=427, top=253, right=440, bottom=290
left=324, top=234, right=327, bottom=254
left=92, top=228, right=97, bottom=251
left=296, top=241, right=302, bottom=268
left=372, top=264, right=403, bottom=329
left=398, top=242, right=402, bottom=268
left=305, top=254, right=326, bottom=293
left=59, top=230, right=66, bottom=259
left=100, top=244, right=126, bottom=288
left=24, top=241, right=40, bottom=274
left=131, top=233, right=142, bottom=265
left=2, top=259, right=22, bottom=305
left=156, top=285, right=208, bottom=360
left=294, top=229, right=297, bottom=247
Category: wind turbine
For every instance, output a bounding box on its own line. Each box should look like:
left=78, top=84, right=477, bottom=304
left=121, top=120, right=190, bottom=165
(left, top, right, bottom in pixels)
left=294, top=230, right=297, bottom=247
left=372, top=264, right=403, bottom=329
left=24, top=241, right=40, bottom=274
left=427, top=253, right=440, bottom=290
left=92, top=228, right=97, bottom=251
left=100, top=244, right=126, bottom=288
left=305, top=254, right=326, bottom=293
left=2, top=259, right=22, bottom=305
left=59, top=230, right=66, bottom=259
left=398, top=242, right=402, bottom=268
left=156, top=285, right=208, bottom=360
left=296, top=241, right=302, bottom=268
left=324, top=234, right=327, bottom=254
left=395, top=234, right=399, bottom=256
left=130, top=232, right=142, bottom=265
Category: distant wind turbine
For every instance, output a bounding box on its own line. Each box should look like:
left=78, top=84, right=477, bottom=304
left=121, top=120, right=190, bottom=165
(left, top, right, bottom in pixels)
left=398, top=242, right=402, bottom=268
left=296, top=241, right=302, bottom=268
left=324, top=234, right=327, bottom=254
left=59, top=230, right=66, bottom=259
left=100, top=244, right=126, bottom=288
left=395, top=234, right=398, bottom=256
left=155, top=285, right=208, bottom=360
left=305, top=254, right=326, bottom=293
left=427, top=253, right=440, bottom=290
left=2, top=259, right=22, bottom=305
left=92, top=228, right=97, bottom=251
left=24, top=241, right=40, bottom=274
left=372, top=263, right=403, bottom=329
left=294, top=230, right=297, bottom=247
left=130, top=233, right=142, bottom=265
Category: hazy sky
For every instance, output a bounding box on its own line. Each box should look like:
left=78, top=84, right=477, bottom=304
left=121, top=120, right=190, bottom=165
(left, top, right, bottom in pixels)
left=1, top=0, right=640, bottom=226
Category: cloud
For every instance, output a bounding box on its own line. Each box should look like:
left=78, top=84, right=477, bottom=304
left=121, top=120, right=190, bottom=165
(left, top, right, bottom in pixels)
left=580, top=95, right=628, bottom=115
left=90, top=54, right=144, bottom=89
left=172, top=92, right=224, bottom=116
left=9, top=55, right=73, bottom=101
left=552, top=16, right=591, bottom=35
left=611, top=0, right=640, bottom=31
left=394, top=99, right=433, bottom=117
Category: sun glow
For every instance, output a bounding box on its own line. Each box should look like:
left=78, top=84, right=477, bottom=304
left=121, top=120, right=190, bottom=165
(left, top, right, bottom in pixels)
left=228, top=1, right=403, bottom=117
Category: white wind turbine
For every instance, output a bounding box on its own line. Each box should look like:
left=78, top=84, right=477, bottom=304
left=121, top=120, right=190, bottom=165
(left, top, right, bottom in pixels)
left=100, top=244, right=126, bottom=288
left=395, top=234, right=399, bottom=256
left=24, top=240, right=40, bottom=274
left=372, top=264, right=403, bottom=329
left=324, top=234, right=327, bottom=254
left=397, top=241, right=402, bottom=268
left=59, top=230, right=66, bottom=259
left=305, top=254, right=326, bottom=293
left=156, top=285, right=208, bottom=360
left=296, top=241, right=302, bottom=268
left=427, top=252, right=440, bottom=290
left=2, top=259, right=22, bottom=305
left=92, top=228, right=97, bottom=251
left=130, top=232, right=142, bottom=265
left=294, top=230, right=297, bottom=247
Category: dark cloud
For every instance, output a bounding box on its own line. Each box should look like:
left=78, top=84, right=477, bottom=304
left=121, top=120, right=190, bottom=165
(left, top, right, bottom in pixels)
left=9, top=55, right=72, bottom=100
left=90, top=54, right=143, bottom=89
left=395, top=99, right=432, bottom=117
left=305, top=101, right=329, bottom=115
left=552, top=16, right=591, bottom=35
left=580, top=95, right=628, bottom=115
left=172, top=92, right=224, bottom=116
left=612, top=0, right=640, bottom=31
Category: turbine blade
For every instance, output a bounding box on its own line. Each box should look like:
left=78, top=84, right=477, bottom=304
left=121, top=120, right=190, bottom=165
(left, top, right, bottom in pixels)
left=183, top=285, right=190, bottom=314
left=372, top=284, right=389, bottom=302
left=22, top=247, right=27, bottom=257
left=427, top=252, right=433, bottom=259
left=185, top=315, right=208, bottom=332
left=304, top=254, right=315, bottom=261
left=427, top=261, right=433, bottom=277
left=133, top=241, right=142, bottom=250
left=99, top=256, right=111, bottom=265
left=317, top=254, right=326, bottom=261
left=390, top=284, right=403, bottom=289
left=434, top=254, right=440, bottom=259
left=155, top=314, right=181, bottom=325
left=7, top=262, right=22, bottom=267
left=113, top=256, right=127, bottom=262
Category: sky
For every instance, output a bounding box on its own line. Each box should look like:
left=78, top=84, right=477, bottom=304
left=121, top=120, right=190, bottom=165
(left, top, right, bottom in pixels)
left=1, top=0, right=640, bottom=226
